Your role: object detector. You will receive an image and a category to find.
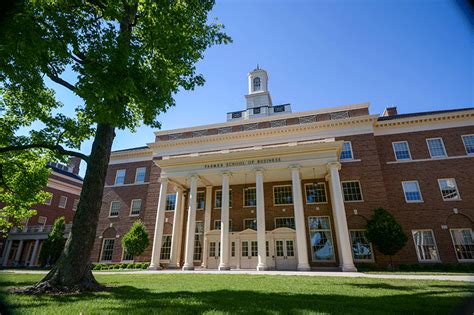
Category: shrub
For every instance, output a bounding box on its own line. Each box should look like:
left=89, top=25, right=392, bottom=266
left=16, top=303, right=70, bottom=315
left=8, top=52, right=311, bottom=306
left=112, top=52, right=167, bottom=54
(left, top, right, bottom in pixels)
left=122, top=220, right=149, bottom=259
left=38, top=217, right=66, bottom=266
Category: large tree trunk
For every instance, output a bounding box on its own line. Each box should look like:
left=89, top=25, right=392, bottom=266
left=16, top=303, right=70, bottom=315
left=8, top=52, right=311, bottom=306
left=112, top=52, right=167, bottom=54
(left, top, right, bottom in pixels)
left=20, top=123, right=115, bottom=293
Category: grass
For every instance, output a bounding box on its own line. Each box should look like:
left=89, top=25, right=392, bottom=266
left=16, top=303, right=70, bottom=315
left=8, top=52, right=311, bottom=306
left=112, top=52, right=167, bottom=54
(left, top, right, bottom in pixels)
left=0, top=273, right=473, bottom=314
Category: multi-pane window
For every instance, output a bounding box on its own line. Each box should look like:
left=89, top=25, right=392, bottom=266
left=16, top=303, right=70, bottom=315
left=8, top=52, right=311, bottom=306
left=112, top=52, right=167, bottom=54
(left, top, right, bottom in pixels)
left=253, top=77, right=261, bottom=91
left=427, top=138, right=447, bottom=158
left=244, top=187, right=257, bottom=207
left=392, top=141, right=411, bottom=160
left=72, top=199, right=79, bottom=211
left=214, top=220, right=233, bottom=231
left=196, top=191, right=205, bottom=210
left=350, top=230, right=373, bottom=261
left=101, top=239, right=115, bottom=261
left=109, top=201, right=121, bottom=217
left=122, top=250, right=133, bottom=261
left=275, top=217, right=295, bottom=229
left=231, top=242, right=235, bottom=257
left=450, top=229, right=474, bottom=261
left=160, top=235, right=172, bottom=260
left=130, top=199, right=142, bottom=216
left=44, top=193, right=53, bottom=205
left=412, top=230, right=440, bottom=262
left=438, top=179, right=461, bottom=201
left=37, top=216, right=47, bottom=226
left=305, top=183, right=327, bottom=204
left=462, top=135, right=474, bottom=155
left=402, top=181, right=423, bottom=202
left=58, top=196, right=68, bottom=209
left=115, top=169, right=126, bottom=185
left=308, top=216, right=334, bottom=261
left=341, top=181, right=363, bottom=202
left=166, top=194, right=177, bottom=211
left=135, top=167, right=146, bottom=183
left=193, top=221, right=204, bottom=260
left=273, top=185, right=293, bottom=205
left=251, top=241, right=258, bottom=256
left=242, top=241, right=249, bottom=256
left=215, top=190, right=233, bottom=208
left=244, top=218, right=257, bottom=230
left=340, top=141, right=354, bottom=160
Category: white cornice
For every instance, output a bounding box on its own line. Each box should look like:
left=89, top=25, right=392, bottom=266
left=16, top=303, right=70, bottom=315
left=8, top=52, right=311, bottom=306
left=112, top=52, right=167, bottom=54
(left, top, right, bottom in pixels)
left=110, top=147, right=153, bottom=160
left=50, top=171, right=83, bottom=184
left=47, top=178, right=82, bottom=195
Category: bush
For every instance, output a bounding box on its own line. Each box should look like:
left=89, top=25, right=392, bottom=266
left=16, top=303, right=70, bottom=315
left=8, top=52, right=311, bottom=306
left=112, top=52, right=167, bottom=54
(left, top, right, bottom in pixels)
left=38, top=217, right=66, bottom=266
left=122, top=220, right=150, bottom=259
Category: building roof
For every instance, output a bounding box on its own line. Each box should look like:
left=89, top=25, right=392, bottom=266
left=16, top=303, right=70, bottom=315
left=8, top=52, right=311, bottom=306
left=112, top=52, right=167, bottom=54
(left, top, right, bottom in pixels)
left=112, top=146, right=150, bottom=153
left=47, top=165, right=83, bottom=181
left=377, top=107, right=474, bottom=121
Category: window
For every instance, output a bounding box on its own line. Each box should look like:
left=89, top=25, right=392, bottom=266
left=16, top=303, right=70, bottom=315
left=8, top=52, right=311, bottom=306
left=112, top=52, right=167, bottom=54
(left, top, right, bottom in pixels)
left=231, top=112, right=242, bottom=119
left=273, top=105, right=285, bottom=113
left=130, top=199, right=142, bottom=216
left=392, top=141, right=412, bottom=161
left=115, top=169, right=126, bottom=185
left=135, top=167, right=146, bottom=183
left=58, top=196, right=68, bottom=209
left=253, top=77, right=261, bottom=91
left=412, top=230, right=440, bottom=262
left=350, top=230, right=373, bottom=261
left=231, top=242, right=235, bottom=257
left=160, top=235, right=172, bottom=260
left=462, top=135, right=474, bottom=155
left=37, top=216, right=47, bottom=226
left=308, top=216, right=334, bottom=261
left=340, top=141, right=354, bottom=160
left=270, top=120, right=286, bottom=128
left=101, top=239, right=115, bottom=261
left=341, top=181, right=363, bottom=202
left=273, top=185, right=293, bottom=205
left=109, top=201, right=121, bottom=217
left=215, top=189, right=233, bottom=208
left=450, top=229, right=474, bottom=261
left=251, top=241, right=258, bottom=256
left=214, top=220, right=233, bottom=231
left=426, top=138, right=447, bottom=158
left=122, top=250, right=133, bottom=261
left=244, top=218, right=257, bottom=230
left=253, top=107, right=261, bottom=115
left=166, top=194, right=177, bottom=211
left=196, top=191, right=205, bottom=210
left=44, top=193, right=53, bottom=205
left=243, top=123, right=258, bottom=131
left=244, top=187, right=257, bottom=207
left=305, top=183, right=327, bottom=204
left=72, top=199, right=79, bottom=211
left=402, top=181, right=423, bottom=203
left=193, top=221, right=204, bottom=260
left=438, top=179, right=461, bottom=201
left=275, top=217, right=295, bottom=229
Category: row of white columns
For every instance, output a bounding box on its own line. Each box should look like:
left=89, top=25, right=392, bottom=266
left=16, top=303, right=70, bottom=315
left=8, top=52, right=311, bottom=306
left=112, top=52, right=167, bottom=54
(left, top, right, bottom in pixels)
left=1, top=239, right=41, bottom=267
left=150, top=162, right=356, bottom=272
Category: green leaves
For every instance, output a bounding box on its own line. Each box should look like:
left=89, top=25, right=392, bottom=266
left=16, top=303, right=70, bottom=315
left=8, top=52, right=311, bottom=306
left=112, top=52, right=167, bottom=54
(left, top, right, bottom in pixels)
left=122, top=220, right=149, bottom=258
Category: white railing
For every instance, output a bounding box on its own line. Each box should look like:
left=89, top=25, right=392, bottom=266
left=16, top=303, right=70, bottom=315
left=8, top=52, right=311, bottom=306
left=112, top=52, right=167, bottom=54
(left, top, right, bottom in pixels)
left=10, top=224, right=73, bottom=235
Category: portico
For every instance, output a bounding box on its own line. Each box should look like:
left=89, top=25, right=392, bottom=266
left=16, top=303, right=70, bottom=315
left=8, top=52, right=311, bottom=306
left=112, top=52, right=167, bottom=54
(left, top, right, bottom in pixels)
left=149, top=138, right=357, bottom=272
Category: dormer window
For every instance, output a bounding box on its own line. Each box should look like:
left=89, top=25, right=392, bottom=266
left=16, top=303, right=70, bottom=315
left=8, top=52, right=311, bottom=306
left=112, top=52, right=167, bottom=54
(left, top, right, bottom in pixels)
left=253, top=77, right=261, bottom=92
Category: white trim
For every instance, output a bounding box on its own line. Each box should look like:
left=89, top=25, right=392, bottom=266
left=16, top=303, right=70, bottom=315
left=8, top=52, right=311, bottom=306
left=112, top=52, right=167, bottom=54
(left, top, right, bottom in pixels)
left=461, top=134, right=474, bottom=155
left=307, top=215, right=336, bottom=262
left=392, top=141, right=412, bottom=161
left=340, top=141, right=354, bottom=161
left=426, top=137, right=447, bottom=158
left=100, top=238, right=115, bottom=263
left=129, top=199, right=142, bottom=216
left=121, top=247, right=134, bottom=263
left=214, top=189, right=233, bottom=209
left=243, top=186, right=257, bottom=208
left=411, top=229, right=441, bottom=263
left=449, top=228, right=474, bottom=262
left=273, top=184, right=294, bottom=206
left=46, top=178, right=81, bottom=195
left=340, top=180, right=364, bottom=203
left=340, top=159, right=362, bottom=163
left=437, top=178, right=461, bottom=201
left=44, top=193, right=53, bottom=206
left=165, top=193, right=177, bottom=212
left=72, top=199, right=79, bottom=211
left=213, top=219, right=233, bottom=230
left=349, top=229, right=375, bottom=263
left=58, top=195, right=68, bottom=209
left=50, top=171, right=83, bottom=184
left=401, top=180, right=423, bottom=203
left=105, top=182, right=149, bottom=188
left=134, top=167, right=147, bottom=184
left=243, top=218, right=257, bottom=230
left=387, top=154, right=473, bottom=164
left=304, top=182, right=328, bottom=204
left=109, top=201, right=121, bottom=217
left=114, top=169, right=126, bottom=185
left=274, top=217, right=296, bottom=229
left=109, top=155, right=152, bottom=164
left=196, top=190, right=205, bottom=210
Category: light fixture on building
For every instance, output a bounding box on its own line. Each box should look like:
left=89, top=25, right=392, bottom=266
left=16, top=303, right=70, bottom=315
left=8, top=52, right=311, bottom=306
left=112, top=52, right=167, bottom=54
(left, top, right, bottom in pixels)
left=109, top=223, right=113, bottom=228
left=353, top=209, right=358, bottom=215
left=441, top=225, right=448, bottom=230
left=282, top=208, right=286, bottom=212
left=316, top=206, right=320, bottom=211
left=453, top=208, right=459, bottom=214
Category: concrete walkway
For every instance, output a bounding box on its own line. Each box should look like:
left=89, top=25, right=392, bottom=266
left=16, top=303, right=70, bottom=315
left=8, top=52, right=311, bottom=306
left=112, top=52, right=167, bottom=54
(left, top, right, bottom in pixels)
left=2, top=269, right=474, bottom=282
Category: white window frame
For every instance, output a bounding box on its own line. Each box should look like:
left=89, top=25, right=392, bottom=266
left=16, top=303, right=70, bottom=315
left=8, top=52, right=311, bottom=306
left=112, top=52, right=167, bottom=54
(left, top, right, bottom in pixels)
left=411, top=229, right=441, bottom=263
left=72, top=199, right=79, bottom=211
left=274, top=217, right=296, bottom=229
left=349, top=229, right=374, bottom=262
left=273, top=185, right=293, bottom=206
left=58, top=195, right=68, bottom=209
left=134, top=167, right=146, bottom=183
left=121, top=248, right=134, bottom=262
left=307, top=216, right=335, bottom=262
left=160, top=234, right=172, bottom=261
left=44, top=193, right=53, bottom=206
left=449, top=228, right=474, bottom=262
left=304, top=182, right=328, bottom=204
left=340, top=141, right=354, bottom=161
left=165, top=193, right=177, bottom=211
left=109, top=201, right=121, bottom=217
left=243, top=218, right=257, bottom=230
left=129, top=199, right=142, bottom=216
left=214, top=189, right=233, bottom=209
left=341, top=180, right=364, bottom=202
left=462, top=134, right=474, bottom=155
left=426, top=137, right=447, bottom=158
left=214, top=219, right=233, bottom=231
left=437, top=178, right=461, bottom=201
left=243, top=187, right=257, bottom=208
left=37, top=216, right=48, bottom=226
left=100, top=238, right=115, bottom=262
left=114, top=169, right=126, bottom=185
left=401, top=180, right=423, bottom=203
left=392, top=141, right=412, bottom=161
left=196, top=191, right=205, bottom=210
left=193, top=221, right=204, bottom=261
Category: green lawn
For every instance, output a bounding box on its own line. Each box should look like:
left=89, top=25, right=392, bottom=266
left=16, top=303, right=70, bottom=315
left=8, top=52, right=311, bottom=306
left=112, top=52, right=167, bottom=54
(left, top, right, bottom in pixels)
left=0, top=273, right=472, bottom=314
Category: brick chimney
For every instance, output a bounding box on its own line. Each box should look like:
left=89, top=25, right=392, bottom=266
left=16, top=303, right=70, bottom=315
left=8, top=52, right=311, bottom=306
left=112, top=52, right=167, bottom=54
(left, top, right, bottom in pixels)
left=382, top=106, right=398, bottom=117
left=68, top=156, right=81, bottom=175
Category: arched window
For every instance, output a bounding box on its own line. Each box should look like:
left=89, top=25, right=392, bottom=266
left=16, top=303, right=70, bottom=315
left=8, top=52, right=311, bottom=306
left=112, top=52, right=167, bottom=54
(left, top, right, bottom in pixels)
left=253, top=77, right=261, bottom=91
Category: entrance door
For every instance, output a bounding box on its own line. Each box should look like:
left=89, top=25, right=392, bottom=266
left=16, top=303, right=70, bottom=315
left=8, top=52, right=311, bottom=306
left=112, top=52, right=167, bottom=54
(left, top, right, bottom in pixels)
left=274, top=239, right=297, bottom=270
left=207, top=241, right=220, bottom=269
left=240, top=240, right=258, bottom=269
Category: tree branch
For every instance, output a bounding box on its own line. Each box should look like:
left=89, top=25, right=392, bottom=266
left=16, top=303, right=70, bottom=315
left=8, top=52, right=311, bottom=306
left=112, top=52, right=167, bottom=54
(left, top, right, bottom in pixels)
left=0, top=144, right=89, bottom=162
left=47, top=73, right=76, bottom=92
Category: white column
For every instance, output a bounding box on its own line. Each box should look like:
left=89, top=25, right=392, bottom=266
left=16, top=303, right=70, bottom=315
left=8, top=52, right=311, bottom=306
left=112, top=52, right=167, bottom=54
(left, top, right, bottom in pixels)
left=255, top=169, right=267, bottom=271
left=14, top=240, right=24, bottom=264
left=29, top=239, right=40, bottom=267
left=219, top=172, right=231, bottom=270
left=169, top=188, right=183, bottom=268
left=201, top=186, right=213, bottom=268
left=326, top=162, right=357, bottom=272
left=290, top=166, right=311, bottom=271
left=183, top=175, right=198, bottom=270
left=149, top=177, right=169, bottom=270
left=1, top=240, right=13, bottom=267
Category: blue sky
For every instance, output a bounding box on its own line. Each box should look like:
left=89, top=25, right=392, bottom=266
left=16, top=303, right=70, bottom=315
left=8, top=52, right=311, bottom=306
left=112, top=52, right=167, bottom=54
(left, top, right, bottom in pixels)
left=49, top=0, right=473, bottom=175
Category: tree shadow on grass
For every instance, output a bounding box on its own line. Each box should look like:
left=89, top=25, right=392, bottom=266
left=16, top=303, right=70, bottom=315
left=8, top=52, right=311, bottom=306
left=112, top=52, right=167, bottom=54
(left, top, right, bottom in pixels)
left=9, top=283, right=474, bottom=315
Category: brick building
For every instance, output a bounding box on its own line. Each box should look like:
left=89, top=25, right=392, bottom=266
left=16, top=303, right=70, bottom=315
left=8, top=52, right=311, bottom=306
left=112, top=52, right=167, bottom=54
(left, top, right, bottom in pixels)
left=92, top=68, right=473, bottom=271
left=0, top=158, right=82, bottom=267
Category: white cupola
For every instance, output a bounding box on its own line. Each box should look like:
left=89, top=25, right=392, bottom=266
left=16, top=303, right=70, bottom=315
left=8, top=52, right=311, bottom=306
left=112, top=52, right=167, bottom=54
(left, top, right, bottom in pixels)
left=245, top=65, right=272, bottom=109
